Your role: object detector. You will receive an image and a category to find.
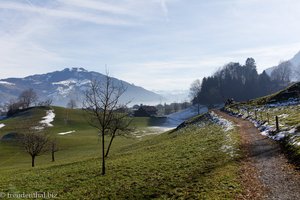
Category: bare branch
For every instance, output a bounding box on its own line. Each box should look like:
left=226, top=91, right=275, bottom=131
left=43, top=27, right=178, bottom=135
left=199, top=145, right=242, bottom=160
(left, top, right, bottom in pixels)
left=83, top=71, right=131, bottom=175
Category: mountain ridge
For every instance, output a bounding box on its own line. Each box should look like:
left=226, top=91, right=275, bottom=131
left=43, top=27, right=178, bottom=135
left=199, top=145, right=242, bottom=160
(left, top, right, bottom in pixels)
left=0, top=68, right=163, bottom=107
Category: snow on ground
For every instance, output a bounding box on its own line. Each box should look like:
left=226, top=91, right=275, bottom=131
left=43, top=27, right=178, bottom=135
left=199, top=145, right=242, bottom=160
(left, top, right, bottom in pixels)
left=226, top=100, right=300, bottom=149
left=40, top=110, right=55, bottom=127
left=35, top=110, right=55, bottom=129
left=133, top=129, right=163, bottom=138
left=234, top=112, right=297, bottom=142
left=209, top=111, right=236, bottom=157
left=133, top=105, right=208, bottom=138
left=267, top=98, right=300, bottom=107
left=133, top=125, right=179, bottom=139
left=147, top=126, right=174, bottom=133
left=58, top=130, right=75, bottom=135
left=52, top=79, right=77, bottom=86
left=0, top=81, right=15, bottom=86
left=236, top=110, right=298, bottom=142
left=209, top=111, right=234, bottom=132
left=165, top=105, right=208, bottom=128
left=52, top=79, right=91, bottom=87
left=0, top=123, right=5, bottom=129
left=56, top=86, right=74, bottom=96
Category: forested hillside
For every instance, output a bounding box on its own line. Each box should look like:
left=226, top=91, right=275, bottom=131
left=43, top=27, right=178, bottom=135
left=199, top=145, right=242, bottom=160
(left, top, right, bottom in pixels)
left=192, top=58, right=288, bottom=105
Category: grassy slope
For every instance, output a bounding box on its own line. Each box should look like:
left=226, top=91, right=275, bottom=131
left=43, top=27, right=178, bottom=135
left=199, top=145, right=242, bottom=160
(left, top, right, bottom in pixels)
left=0, top=107, right=142, bottom=171
left=0, top=124, right=241, bottom=199
left=0, top=107, right=242, bottom=199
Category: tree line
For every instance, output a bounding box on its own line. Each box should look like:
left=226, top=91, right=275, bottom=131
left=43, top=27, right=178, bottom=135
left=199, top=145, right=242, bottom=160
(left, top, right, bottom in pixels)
left=190, top=58, right=293, bottom=105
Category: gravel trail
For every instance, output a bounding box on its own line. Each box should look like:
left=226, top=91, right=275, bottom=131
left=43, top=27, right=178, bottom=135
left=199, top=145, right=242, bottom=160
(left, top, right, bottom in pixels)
left=215, top=110, right=300, bottom=200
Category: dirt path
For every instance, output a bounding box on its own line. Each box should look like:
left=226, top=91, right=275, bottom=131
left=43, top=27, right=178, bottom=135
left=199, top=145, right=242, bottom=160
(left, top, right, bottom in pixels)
left=214, top=110, right=300, bottom=200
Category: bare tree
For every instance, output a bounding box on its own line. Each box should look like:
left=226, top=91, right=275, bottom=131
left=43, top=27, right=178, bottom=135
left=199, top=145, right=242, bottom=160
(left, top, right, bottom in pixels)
left=84, top=73, right=128, bottom=175
left=50, top=138, right=59, bottom=162
left=19, top=88, right=38, bottom=108
left=38, top=98, right=53, bottom=107
left=16, top=119, right=49, bottom=167
left=67, top=99, right=77, bottom=109
left=105, top=113, right=132, bottom=158
left=271, top=61, right=292, bottom=83
left=189, top=79, right=202, bottom=114
left=6, top=99, right=24, bottom=117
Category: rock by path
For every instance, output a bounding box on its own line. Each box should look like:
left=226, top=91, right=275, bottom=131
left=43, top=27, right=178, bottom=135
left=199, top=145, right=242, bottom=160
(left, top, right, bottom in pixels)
left=214, top=110, right=300, bottom=200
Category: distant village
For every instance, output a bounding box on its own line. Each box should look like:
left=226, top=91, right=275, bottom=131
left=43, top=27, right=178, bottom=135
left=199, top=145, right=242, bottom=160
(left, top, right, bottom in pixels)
left=131, top=102, right=191, bottom=117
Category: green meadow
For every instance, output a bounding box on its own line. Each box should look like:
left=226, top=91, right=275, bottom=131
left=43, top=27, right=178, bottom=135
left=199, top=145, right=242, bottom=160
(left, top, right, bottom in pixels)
left=0, top=106, right=241, bottom=199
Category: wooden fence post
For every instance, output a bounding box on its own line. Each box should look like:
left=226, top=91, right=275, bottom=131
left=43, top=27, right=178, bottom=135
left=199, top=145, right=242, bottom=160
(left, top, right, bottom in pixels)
left=255, top=110, right=257, bottom=120
left=276, top=116, right=279, bottom=132
left=267, top=113, right=269, bottom=123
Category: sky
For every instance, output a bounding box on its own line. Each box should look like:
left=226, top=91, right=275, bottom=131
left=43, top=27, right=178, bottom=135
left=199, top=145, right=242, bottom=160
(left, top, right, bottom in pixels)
left=1, top=0, right=300, bottom=91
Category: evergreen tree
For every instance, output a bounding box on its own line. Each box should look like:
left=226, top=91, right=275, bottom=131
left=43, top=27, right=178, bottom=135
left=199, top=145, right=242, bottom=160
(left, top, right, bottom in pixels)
left=193, top=58, right=286, bottom=105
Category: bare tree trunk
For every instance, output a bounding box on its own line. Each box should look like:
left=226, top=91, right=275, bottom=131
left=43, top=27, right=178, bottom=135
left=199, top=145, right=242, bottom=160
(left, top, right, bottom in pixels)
left=105, top=135, right=115, bottom=158
left=102, top=131, right=105, bottom=175
left=32, top=156, right=35, bottom=167
left=52, top=151, right=55, bottom=162
left=197, top=103, right=200, bottom=115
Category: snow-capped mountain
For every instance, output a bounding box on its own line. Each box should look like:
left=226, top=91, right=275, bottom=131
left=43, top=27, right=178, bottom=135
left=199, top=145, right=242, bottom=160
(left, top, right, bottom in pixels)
left=265, top=51, right=300, bottom=81
left=0, top=68, right=163, bottom=107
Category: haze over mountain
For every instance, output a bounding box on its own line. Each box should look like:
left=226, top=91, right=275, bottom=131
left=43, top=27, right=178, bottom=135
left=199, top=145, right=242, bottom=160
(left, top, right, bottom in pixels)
left=0, top=68, right=163, bottom=107
left=265, top=51, right=300, bottom=81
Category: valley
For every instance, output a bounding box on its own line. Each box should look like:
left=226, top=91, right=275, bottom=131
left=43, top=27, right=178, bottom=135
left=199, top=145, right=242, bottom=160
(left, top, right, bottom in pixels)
left=1, top=1, right=300, bottom=198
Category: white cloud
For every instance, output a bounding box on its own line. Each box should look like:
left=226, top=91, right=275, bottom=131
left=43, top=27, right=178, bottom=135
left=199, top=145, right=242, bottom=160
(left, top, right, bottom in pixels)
left=61, top=0, right=134, bottom=16
left=0, top=0, right=300, bottom=92
left=114, top=43, right=300, bottom=90
left=159, top=0, right=169, bottom=21
left=0, top=1, right=134, bottom=26
left=225, top=43, right=300, bottom=71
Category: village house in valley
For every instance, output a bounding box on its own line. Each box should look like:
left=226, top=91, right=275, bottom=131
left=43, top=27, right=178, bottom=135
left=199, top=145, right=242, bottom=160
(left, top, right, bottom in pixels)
left=134, top=105, right=158, bottom=117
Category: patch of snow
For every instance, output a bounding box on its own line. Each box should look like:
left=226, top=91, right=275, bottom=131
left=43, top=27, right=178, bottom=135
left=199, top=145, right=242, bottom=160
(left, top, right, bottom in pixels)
left=56, top=85, right=74, bottom=96
left=226, top=107, right=300, bottom=148
left=132, top=128, right=165, bottom=138
left=52, top=79, right=90, bottom=87
left=272, top=132, right=286, bottom=141
left=267, top=98, right=300, bottom=107
left=260, top=130, right=269, bottom=136
left=52, top=79, right=77, bottom=86
left=0, top=81, right=15, bottom=86
left=165, top=105, right=208, bottom=127
left=77, top=79, right=91, bottom=86
left=132, top=123, right=180, bottom=138
left=40, top=110, right=55, bottom=127
left=58, top=130, right=75, bottom=135
left=209, top=111, right=234, bottom=131
left=0, top=123, right=5, bottom=129
left=147, top=126, right=174, bottom=133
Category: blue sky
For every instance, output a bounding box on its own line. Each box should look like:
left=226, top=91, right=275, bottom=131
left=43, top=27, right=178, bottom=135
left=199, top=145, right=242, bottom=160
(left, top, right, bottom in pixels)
left=1, top=0, right=300, bottom=91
